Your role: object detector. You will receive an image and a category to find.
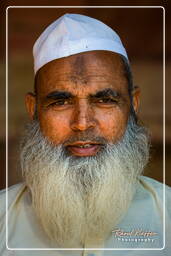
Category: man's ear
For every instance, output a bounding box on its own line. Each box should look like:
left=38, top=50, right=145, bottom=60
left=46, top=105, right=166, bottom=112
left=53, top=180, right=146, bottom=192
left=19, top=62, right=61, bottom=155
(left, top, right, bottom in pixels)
left=25, top=93, right=36, bottom=120
left=132, top=86, right=141, bottom=114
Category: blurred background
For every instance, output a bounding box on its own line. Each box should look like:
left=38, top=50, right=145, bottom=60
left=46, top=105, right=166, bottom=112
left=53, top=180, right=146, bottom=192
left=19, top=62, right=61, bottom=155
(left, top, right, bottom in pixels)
left=0, top=0, right=171, bottom=189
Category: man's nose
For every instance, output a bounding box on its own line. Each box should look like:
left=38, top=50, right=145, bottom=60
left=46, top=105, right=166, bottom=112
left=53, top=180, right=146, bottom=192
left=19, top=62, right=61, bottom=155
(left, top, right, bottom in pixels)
left=70, top=99, right=96, bottom=131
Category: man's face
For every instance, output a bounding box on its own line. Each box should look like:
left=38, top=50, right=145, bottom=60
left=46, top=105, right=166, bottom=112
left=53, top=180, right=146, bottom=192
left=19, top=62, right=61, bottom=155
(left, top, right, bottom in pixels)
left=26, top=51, right=137, bottom=157
left=22, top=51, right=146, bottom=247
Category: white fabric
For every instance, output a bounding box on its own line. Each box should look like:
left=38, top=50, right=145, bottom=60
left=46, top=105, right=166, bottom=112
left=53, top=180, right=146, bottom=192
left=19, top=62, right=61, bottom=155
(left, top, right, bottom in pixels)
left=33, top=13, right=128, bottom=74
left=0, top=176, right=171, bottom=256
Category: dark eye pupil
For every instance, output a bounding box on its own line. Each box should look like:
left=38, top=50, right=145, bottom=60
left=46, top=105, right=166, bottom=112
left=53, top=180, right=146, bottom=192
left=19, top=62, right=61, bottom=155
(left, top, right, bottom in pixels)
left=100, top=98, right=115, bottom=103
left=58, top=100, right=65, bottom=105
left=102, top=98, right=109, bottom=102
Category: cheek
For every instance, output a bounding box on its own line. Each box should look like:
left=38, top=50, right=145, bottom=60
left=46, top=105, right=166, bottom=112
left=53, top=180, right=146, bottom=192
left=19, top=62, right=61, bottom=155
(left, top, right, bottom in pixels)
left=95, top=108, right=129, bottom=142
left=38, top=111, right=71, bottom=144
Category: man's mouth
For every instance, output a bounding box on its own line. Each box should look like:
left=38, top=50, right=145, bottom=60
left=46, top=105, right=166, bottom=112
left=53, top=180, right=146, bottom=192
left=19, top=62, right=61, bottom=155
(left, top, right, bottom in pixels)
left=66, top=141, right=103, bottom=157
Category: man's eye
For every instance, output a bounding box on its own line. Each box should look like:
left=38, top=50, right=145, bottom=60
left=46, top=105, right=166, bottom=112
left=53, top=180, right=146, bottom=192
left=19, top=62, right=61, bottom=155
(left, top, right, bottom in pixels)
left=96, top=97, right=118, bottom=104
left=50, top=99, right=71, bottom=106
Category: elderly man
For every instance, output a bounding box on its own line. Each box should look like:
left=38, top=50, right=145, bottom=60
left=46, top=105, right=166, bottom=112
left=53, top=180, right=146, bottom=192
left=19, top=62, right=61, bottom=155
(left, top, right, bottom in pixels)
left=0, top=13, right=171, bottom=256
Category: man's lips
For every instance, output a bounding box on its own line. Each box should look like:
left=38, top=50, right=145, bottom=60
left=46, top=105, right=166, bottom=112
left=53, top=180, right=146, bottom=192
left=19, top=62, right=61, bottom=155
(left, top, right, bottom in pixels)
left=66, top=141, right=103, bottom=157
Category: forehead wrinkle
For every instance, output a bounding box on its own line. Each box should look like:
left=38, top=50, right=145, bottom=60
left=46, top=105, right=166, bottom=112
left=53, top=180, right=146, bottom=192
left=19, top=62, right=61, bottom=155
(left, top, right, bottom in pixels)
left=37, top=74, right=128, bottom=100
left=36, top=52, right=129, bottom=96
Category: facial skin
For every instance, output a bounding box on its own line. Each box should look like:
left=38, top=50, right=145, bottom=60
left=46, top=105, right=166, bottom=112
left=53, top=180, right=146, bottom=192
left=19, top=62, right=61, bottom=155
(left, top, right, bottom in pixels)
left=26, top=51, right=140, bottom=157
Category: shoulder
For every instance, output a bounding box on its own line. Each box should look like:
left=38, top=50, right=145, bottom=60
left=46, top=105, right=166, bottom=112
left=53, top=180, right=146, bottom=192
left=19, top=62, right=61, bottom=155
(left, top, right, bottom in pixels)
left=137, top=176, right=171, bottom=212
left=138, top=176, right=171, bottom=195
left=0, top=183, right=27, bottom=251
left=0, top=183, right=26, bottom=201
left=0, top=183, right=26, bottom=219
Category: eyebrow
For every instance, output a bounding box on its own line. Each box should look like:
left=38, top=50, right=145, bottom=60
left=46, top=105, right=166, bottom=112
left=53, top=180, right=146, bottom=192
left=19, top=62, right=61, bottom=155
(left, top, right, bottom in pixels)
left=46, top=91, right=73, bottom=100
left=90, top=88, right=121, bottom=98
left=44, top=88, right=120, bottom=102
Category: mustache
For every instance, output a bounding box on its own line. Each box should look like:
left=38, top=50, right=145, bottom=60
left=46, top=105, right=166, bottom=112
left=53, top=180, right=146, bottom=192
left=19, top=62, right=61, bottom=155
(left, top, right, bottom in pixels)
left=63, top=132, right=108, bottom=146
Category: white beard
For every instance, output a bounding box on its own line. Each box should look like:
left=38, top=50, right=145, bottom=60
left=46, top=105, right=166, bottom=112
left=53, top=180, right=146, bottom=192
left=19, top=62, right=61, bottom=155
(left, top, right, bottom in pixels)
left=20, top=116, right=149, bottom=248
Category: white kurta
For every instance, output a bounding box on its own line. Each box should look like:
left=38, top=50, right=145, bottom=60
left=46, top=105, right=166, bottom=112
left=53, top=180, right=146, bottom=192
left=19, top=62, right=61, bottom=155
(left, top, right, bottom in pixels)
left=0, top=176, right=171, bottom=256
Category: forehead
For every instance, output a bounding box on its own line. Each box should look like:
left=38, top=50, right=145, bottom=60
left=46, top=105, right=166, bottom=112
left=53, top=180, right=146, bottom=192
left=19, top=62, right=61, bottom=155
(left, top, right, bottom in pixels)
left=35, top=51, right=128, bottom=97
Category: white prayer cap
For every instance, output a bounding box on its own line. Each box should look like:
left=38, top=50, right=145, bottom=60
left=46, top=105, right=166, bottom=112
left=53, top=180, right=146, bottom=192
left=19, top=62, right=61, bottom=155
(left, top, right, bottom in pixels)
left=33, top=13, right=128, bottom=74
